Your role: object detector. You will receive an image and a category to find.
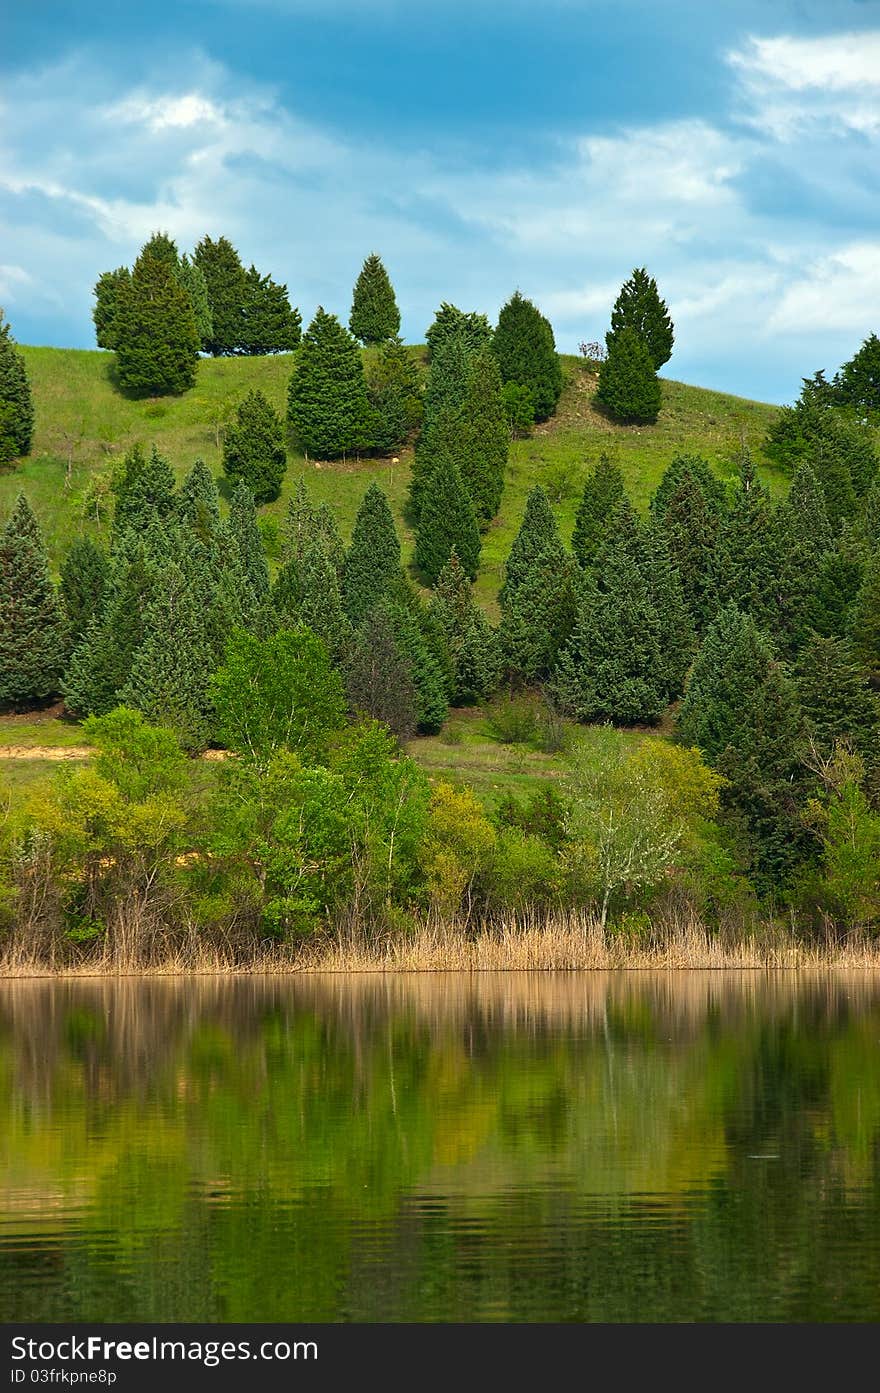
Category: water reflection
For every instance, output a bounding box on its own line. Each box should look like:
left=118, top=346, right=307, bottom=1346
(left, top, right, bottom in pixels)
left=1, top=972, right=880, bottom=1322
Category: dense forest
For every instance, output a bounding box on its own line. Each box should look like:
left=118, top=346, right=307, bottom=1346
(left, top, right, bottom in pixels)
left=0, top=237, right=879, bottom=966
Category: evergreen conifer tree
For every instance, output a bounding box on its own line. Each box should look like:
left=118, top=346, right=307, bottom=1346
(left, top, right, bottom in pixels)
left=794, top=635, right=879, bottom=762
left=349, top=253, right=401, bottom=345
left=571, top=454, right=625, bottom=568
left=0, top=312, right=35, bottom=461
left=774, top=461, right=833, bottom=652
left=430, top=551, right=501, bottom=705
left=62, top=548, right=154, bottom=716
left=807, top=536, right=865, bottom=638
left=120, top=561, right=213, bottom=750
left=425, top=303, right=492, bottom=360
left=241, top=266, right=301, bottom=354
left=113, top=249, right=200, bottom=396
left=287, top=307, right=372, bottom=459
left=500, top=485, right=565, bottom=606
left=806, top=422, right=864, bottom=533
left=178, top=459, right=221, bottom=540
left=649, top=454, right=726, bottom=632
left=492, top=291, right=563, bottom=422
left=763, top=370, right=840, bottom=470
left=293, top=542, right=352, bottom=661
left=342, top=483, right=402, bottom=624
left=641, top=526, right=695, bottom=700
left=499, top=552, right=579, bottom=684
left=177, top=254, right=213, bottom=348
left=383, top=600, right=449, bottom=733
left=229, top=480, right=271, bottom=603
left=365, top=337, right=423, bottom=454
left=596, top=326, right=661, bottom=424
left=677, top=604, right=773, bottom=763
left=849, top=551, right=880, bottom=685
left=414, top=455, right=481, bottom=584
left=315, top=502, right=346, bottom=577
left=112, top=444, right=177, bottom=537
left=59, top=537, right=110, bottom=650
left=345, top=609, right=418, bottom=740
left=92, top=267, right=131, bottom=351
left=606, top=267, right=674, bottom=369
left=408, top=331, right=474, bottom=519
left=716, top=451, right=782, bottom=635
left=193, top=235, right=250, bottom=356
left=223, top=388, right=288, bottom=502
left=836, top=333, right=880, bottom=418
left=0, top=496, right=66, bottom=706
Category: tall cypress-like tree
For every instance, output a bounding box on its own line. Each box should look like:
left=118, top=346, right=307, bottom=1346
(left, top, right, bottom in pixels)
left=806, top=419, right=869, bottom=533
left=606, top=267, right=674, bottom=369
left=650, top=454, right=727, bottom=633
left=572, top=454, right=625, bottom=568
left=241, top=266, right=301, bottom=354
left=807, top=537, right=865, bottom=639
left=62, top=548, right=154, bottom=716
left=382, top=599, right=449, bottom=733
left=223, top=388, right=288, bottom=503
left=500, top=485, right=565, bottom=606
left=499, top=552, right=579, bottom=684
left=342, top=483, right=402, bottom=624
left=677, top=604, right=773, bottom=763
left=60, top=537, right=110, bottom=650
left=365, top=337, right=423, bottom=454
left=92, top=267, right=131, bottom=351
left=193, top=235, right=250, bottom=356
left=349, top=253, right=401, bottom=345
left=113, top=250, right=200, bottom=396
left=112, top=444, right=177, bottom=537
left=642, top=526, right=695, bottom=700
left=229, top=481, right=271, bottom=606
left=849, top=551, right=880, bottom=685
left=287, top=308, right=372, bottom=459
left=716, top=451, right=782, bottom=636
left=292, top=541, right=352, bottom=661
left=412, top=346, right=508, bottom=527
left=794, top=635, right=879, bottom=762
left=774, top=461, right=833, bottom=653
left=409, top=331, right=474, bottom=519
left=836, top=333, right=880, bottom=418
left=0, top=496, right=66, bottom=706
left=430, top=551, right=500, bottom=705
left=492, top=291, right=563, bottom=422
left=345, top=608, right=417, bottom=740
left=414, top=455, right=481, bottom=584
left=178, top=458, right=221, bottom=540
left=596, top=327, right=661, bottom=424
left=177, top=254, right=213, bottom=348
left=120, top=562, right=213, bottom=750
left=425, top=303, right=492, bottom=360
left=0, top=312, right=35, bottom=462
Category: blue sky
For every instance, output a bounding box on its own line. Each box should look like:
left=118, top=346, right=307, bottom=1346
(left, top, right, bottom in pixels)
left=2, top=0, right=879, bottom=402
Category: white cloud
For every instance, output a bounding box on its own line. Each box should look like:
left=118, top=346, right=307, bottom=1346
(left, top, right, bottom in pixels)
left=767, top=242, right=880, bottom=334
left=728, top=31, right=880, bottom=139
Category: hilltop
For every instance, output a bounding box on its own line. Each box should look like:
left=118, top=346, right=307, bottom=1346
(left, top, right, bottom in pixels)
left=1, top=345, right=783, bottom=612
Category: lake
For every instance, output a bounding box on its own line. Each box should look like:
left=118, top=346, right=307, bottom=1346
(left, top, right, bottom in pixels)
left=2, top=972, right=880, bottom=1323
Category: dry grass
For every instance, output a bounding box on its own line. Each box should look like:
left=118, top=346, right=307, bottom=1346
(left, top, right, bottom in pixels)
left=2, top=912, right=879, bottom=978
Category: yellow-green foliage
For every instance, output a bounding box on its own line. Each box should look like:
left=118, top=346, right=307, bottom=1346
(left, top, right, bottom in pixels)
left=423, top=781, right=496, bottom=917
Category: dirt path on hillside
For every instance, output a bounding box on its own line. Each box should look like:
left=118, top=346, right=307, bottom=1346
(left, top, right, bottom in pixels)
left=0, top=746, right=230, bottom=762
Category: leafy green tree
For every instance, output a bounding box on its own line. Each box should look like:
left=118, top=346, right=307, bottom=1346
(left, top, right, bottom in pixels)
left=0, top=495, right=66, bottom=706
left=650, top=454, right=727, bottom=632
left=120, top=562, right=213, bottom=750
left=92, top=267, right=130, bottom=351
left=677, top=604, right=774, bottom=763
left=177, top=254, right=213, bottom=347
left=572, top=454, right=625, bottom=568
left=848, top=550, right=880, bottom=684
left=193, top=235, right=250, bottom=356
left=241, top=266, right=301, bottom=354
left=62, top=548, right=154, bottom=717
left=606, top=267, right=674, bottom=369
left=500, top=485, right=565, bottom=607
left=716, top=451, right=782, bottom=635
left=596, top=326, right=661, bottom=424
left=794, top=635, right=879, bottom=762
left=0, top=312, right=35, bottom=461
left=807, top=760, right=880, bottom=931
left=501, top=381, right=535, bottom=437
left=211, top=627, right=346, bottom=766
left=60, top=537, right=109, bottom=649
left=430, top=551, right=500, bottom=704
left=223, top=388, right=288, bottom=502
left=112, top=444, right=177, bottom=536
left=425, top=302, right=492, bottom=359
left=342, top=483, right=401, bottom=624
left=492, top=291, right=563, bottom=422
left=113, top=248, right=200, bottom=396
left=140, top=231, right=180, bottom=267
left=836, top=333, right=880, bottom=418
left=365, top=337, right=423, bottom=453
left=349, top=253, right=400, bottom=345
left=414, top=454, right=481, bottom=584
left=345, top=609, right=418, bottom=740
left=287, top=307, right=372, bottom=459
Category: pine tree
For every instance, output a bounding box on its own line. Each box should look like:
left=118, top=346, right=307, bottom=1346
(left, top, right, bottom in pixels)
left=383, top=600, right=449, bottom=733
left=315, top=502, right=346, bottom=577
left=287, top=307, right=372, bottom=459
left=294, top=541, right=352, bottom=661
left=140, top=231, right=180, bottom=268
left=774, top=461, right=833, bottom=652
left=836, top=333, right=880, bottom=418
left=120, top=562, right=213, bottom=750
left=650, top=454, right=726, bottom=632
left=345, top=609, right=417, bottom=740
left=0, top=312, right=35, bottom=461
left=716, top=451, right=782, bottom=635
left=763, top=370, right=840, bottom=469
left=178, top=458, right=221, bottom=540
left=606, top=267, right=674, bottom=369
left=571, top=454, right=625, bottom=568
left=414, top=455, right=481, bottom=584
left=855, top=479, right=880, bottom=554
left=492, top=291, right=563, bottom=422
left=59, top=537, right=109, bottom=649
left=849, top=550, right=880, bottom=685
left=0, top=496, right=66, bottom=706
left=241, top=266, right=301, bottom=354
left=342, top=483, right=402, bottom=624
left=177, top=254, right=213, bottom=348
left=807, top=422, right=863, bottom=533
left=62, top=548, right=154, bottom=716
left=349, top=253, right=401, bottom=345
left=794, top=635, right=879, bottom=762
left=193, top=235, right=250, bottom=356
left=499, top=552, right=579, bottom=684
left=365, top=336, right=423, bottom=454
left=456, top=347, right=509, bottom=523
left=500, top=485, right=565, bottom=606
left=92, top=267, right=131, bottom=351
left=807, top=535, right=865, bottom=638
left=550, top=546, right=666, bottom=724
left=425, top=303, right=492, bottom=360
left=641, top=526, right=695, bottom=700
left=113, top=249, right=200, bottom=396
left=408, top=331, right=474, bottom=519
left=430, top=551, right=500, bottom=705
left=677, top=605, right=773, bottom=763
left=596, top=327, right=661, bottom=424
left=223, top=388, right=288, bottom=502
left=112, top=444, right=177, bottom=536
left=229, top=480, right=271, bottom=604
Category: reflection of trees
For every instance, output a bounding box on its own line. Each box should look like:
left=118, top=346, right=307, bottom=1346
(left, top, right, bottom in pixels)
left=1, top=973, right=880, bottom=1321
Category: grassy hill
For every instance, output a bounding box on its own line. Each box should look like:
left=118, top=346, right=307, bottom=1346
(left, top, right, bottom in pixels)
left=2, top=345, right=784, bottom=614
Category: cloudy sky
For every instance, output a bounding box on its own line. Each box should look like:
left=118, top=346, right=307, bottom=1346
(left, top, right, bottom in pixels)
left=2, top=0, right=879, bottom=402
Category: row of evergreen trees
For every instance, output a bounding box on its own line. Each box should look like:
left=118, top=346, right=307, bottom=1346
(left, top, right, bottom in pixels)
left=0, top=312, right=33, bottom=465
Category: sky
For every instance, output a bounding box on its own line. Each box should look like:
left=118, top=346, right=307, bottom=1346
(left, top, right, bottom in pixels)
left=2, top=0, right=880, bottom=403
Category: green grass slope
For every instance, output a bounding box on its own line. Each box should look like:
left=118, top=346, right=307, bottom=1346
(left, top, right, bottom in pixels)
left=2, top=346, right=784, bottom=612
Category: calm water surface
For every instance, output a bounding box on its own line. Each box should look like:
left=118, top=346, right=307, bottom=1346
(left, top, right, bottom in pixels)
left=2, top=972, right=880, bottom=1323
